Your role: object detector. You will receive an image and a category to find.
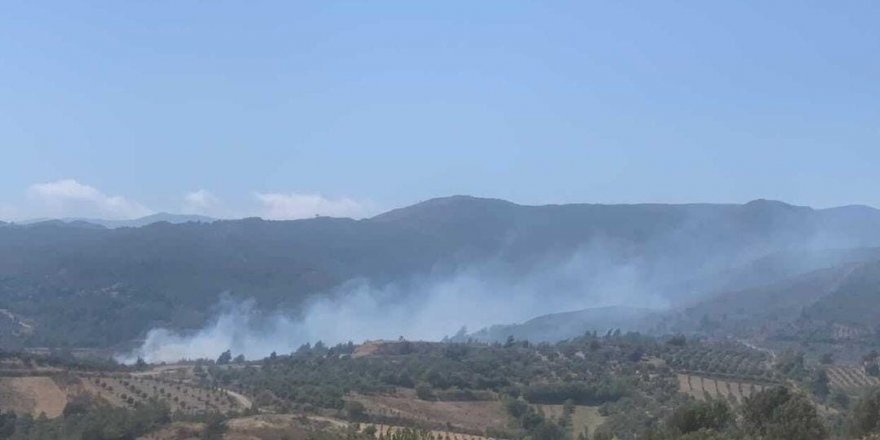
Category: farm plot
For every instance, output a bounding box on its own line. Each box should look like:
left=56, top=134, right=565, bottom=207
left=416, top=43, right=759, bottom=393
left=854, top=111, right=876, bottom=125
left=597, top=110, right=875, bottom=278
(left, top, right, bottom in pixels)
left=664, top=344, right=773, bottom=381
left=361, top=424, right=494, bottom=440
left=676, top=374, right=767, bottom=403
left=86, top=375, right=245, bottom=414
left=827, top=366, right=880, bottom=391
left=350, top=390, right=508, bottom=434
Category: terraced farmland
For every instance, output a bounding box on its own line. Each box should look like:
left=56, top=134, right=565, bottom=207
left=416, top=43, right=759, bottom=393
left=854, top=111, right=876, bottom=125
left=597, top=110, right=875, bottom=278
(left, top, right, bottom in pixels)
left=663, top=343, right=773, bottom=381
left=351, top=391, right=508, bottom=434
left=84, top=374, right=246, bottom=414
left=677, top=374, right=768, bottom=403
left=826, top=366, right=880, bottom=391
left=361, top=424, right=493, bottom=440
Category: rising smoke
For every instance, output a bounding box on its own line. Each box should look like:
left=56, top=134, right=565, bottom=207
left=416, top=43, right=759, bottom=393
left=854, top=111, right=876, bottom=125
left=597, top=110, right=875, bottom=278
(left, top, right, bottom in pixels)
left=119, top=205, right=878, bottom=364
left=119, top=240, right=673, bottom=363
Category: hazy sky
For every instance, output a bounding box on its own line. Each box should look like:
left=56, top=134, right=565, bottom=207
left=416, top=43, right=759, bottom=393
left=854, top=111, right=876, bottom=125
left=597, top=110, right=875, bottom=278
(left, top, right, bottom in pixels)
left=2, top=1, right=878, bottom=220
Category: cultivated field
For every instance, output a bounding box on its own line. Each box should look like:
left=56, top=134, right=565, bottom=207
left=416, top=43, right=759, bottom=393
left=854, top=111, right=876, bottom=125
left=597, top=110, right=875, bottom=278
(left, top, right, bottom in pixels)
left=663, top=344, right=773, bottom=381
left=351, top=390, right=508, bottom=434
left=144, top=414, right=349, bottom=440
left=826, top=366, right=880, bottom=391
left=677, top=374, right=768, bottom=403
left=84, top=374, right=246, bottom=414
left=0, top=367, right=250, bottom=419
left=361, top=424, right=495, bottom=440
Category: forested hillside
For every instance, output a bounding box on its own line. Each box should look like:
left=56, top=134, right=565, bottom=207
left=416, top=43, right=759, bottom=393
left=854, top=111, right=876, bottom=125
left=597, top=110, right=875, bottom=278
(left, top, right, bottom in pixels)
left=2, top=196, right=880, bottom=349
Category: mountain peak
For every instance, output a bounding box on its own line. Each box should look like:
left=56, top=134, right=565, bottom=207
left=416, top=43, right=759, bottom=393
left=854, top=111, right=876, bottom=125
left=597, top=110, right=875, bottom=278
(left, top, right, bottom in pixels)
left=743, top=199, right=805, bottom=210
left=371, top=195, right=517, bottom=222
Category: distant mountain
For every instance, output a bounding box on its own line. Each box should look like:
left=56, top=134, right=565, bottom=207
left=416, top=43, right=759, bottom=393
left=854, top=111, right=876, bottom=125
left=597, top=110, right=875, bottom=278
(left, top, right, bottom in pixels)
left=83, top=213, right=215, bottom=228
left=1, top=195, right=880, bottom=349
left=462, top=306, right=654, bottom=343
left=17, top=213, right=215, bottom=229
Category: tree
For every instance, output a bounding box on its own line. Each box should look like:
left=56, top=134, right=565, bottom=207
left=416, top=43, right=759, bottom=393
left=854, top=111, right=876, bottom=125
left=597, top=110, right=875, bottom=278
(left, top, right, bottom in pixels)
left=742, top=386, right=826, bottom=440
left=0, top=411, right=16, bottom=438
left=668, top=399, right=731, bottom=435
left=831, top=390, right=850, bottom=409
left=415, top=383, right=434, bottom=400
left=504, top=397, right=529, bottom=419
left=202, top=412, right=227, bottom=440
left=345, top=400, right=367, bottom=420
left=667, top=335, right=687, bottom=347
left=532, top=420, right=566, bottom=440
left=810, top=370, right=830, bottom=400
left=216, top=349, right=232, bottom=364
left=775, top=351, right=806, bottom=380
left=135, top=357, right=148, bottom=370
left=850, top=388, right=880, bottom=438
left=313, top=341, right=327, bottom=355
left=294, top=342, right=312, bottom=356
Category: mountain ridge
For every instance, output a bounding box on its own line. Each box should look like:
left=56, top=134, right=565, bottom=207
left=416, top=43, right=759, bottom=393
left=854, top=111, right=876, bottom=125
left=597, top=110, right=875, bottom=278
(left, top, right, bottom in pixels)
left=2, top=195, right=880, bottom=349
left=13, top=212, right=215, bottom=229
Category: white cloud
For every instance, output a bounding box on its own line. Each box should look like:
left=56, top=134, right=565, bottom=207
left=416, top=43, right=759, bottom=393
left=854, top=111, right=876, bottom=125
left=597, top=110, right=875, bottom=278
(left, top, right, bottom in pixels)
left=27, top=179, right=151, bottom=220
left=255, top=192, right=373, bottom=220
left=183, top=189, right=221, bottom=215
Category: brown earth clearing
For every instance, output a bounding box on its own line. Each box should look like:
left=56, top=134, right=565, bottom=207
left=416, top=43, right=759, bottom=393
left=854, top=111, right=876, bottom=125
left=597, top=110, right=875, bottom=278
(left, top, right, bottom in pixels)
left=0, top=376, right=68, bottom=417
left=350, top=389, right=508, bottom=433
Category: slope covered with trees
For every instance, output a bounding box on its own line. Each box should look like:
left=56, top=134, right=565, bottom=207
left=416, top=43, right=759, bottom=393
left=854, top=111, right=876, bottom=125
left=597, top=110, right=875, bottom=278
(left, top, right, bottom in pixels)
left=2, top=196, right=880, bottom=349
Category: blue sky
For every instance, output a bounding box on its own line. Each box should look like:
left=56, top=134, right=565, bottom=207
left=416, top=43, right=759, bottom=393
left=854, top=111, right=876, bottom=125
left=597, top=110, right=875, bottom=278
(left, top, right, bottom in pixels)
left=1, top=1, right=878, bottom=220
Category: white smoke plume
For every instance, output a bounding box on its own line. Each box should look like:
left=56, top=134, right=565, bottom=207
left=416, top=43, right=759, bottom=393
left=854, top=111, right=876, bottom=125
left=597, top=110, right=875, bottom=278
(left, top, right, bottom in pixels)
left=119, top=243, right=669, bottom=363
left=118, top=213, right=869, bottom=364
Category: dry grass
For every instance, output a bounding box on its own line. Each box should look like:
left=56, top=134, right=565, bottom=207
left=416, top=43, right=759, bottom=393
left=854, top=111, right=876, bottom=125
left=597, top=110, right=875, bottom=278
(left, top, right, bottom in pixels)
left=0, top=376, right=67, bottom=417
left=143, top=415, right=331, bottom=440
left=224, top=414, right=345, bottom=440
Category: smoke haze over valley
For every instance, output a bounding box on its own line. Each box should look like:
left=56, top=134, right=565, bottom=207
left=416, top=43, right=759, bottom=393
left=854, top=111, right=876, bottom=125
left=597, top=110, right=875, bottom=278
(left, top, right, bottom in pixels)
left=1, top=196, right=871, bottom=362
